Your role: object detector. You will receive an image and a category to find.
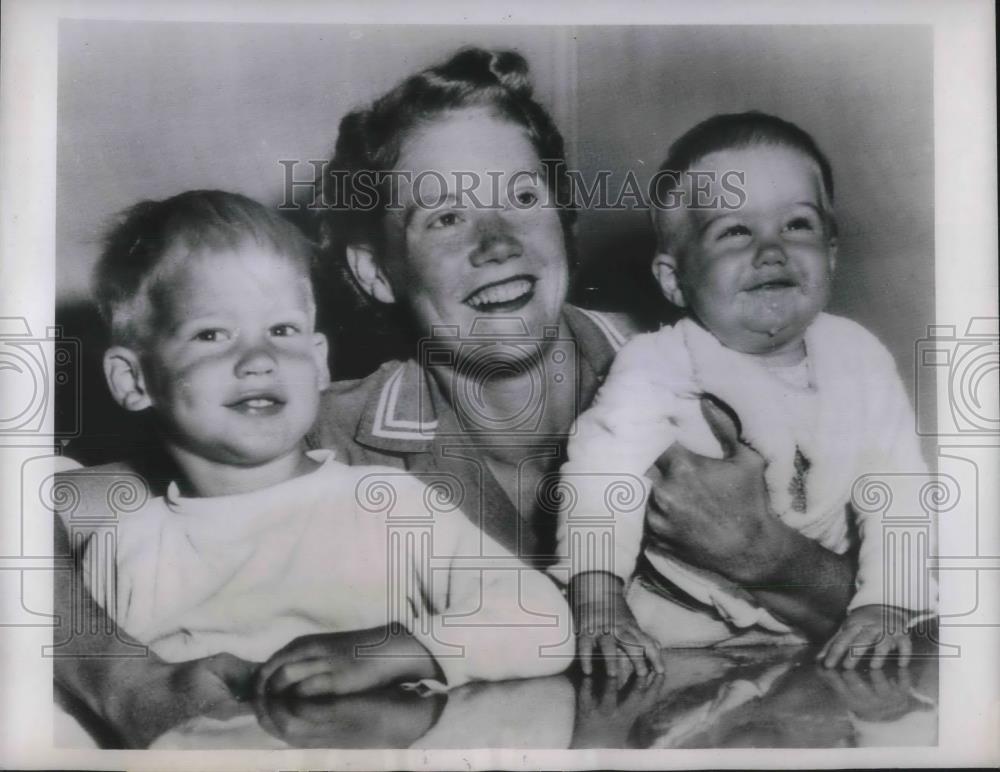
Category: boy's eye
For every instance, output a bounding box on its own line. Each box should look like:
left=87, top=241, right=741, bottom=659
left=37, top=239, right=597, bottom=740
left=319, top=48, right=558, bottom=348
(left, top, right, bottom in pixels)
left=428, top=211, right=461, bottom=230
left=269, top=323, right=300, bottom=337
left=193, top=329, right=228, bottom=343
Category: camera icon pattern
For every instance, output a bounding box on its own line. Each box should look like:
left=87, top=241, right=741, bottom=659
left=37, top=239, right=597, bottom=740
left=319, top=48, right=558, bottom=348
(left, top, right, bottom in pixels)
left=0, top=317, right=81, bottom=439
left=915, top=317, right=999, bottom=436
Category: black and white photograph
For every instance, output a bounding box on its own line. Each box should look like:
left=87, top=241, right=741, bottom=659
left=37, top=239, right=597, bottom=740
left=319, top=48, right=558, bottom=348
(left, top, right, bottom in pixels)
left=0, top=0, right=996, bottom=768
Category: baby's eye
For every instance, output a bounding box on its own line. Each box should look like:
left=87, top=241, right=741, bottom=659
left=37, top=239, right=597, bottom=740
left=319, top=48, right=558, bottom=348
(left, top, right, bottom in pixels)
left=783, top=217, right=815, bottom=232
left=428, top=211, right=462, bottom=230
left=718, top=224, right=751, bottom=240
left=192, top=328, right=228, bottom=343
left=269, top=323, right=301, bottom=338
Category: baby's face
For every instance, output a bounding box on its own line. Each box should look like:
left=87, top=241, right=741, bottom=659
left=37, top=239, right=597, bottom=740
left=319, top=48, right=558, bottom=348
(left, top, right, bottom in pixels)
left=657, top=144, right=837, bottom=360
left=138, top=245, right=328, bottom=467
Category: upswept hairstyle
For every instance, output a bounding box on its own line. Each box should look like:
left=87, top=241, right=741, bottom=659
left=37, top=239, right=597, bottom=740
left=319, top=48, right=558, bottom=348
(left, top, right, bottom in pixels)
left=652, top=111, right=836, bottom=250
left=319, top=46, right=577, bottom=258
left=95, top=189, right=316, bottom=346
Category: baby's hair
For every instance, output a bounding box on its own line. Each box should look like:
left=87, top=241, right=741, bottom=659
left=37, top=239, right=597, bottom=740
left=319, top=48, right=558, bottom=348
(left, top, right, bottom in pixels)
left=321, top=46, right=576, bottom=261
left=95, top=189, right=316, bottom=346
left=652, top=111, right=836, bottom=251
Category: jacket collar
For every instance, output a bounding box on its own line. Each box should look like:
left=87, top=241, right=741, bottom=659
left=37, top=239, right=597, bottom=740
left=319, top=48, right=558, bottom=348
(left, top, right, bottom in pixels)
left=353, top=305, right=629, bottom=454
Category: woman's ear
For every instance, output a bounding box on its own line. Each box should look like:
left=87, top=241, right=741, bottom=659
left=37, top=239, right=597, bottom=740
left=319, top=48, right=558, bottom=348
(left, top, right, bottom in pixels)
left=652, top=252, right=686, bottom=308
left=311, top=332, right=331, bottom=390
left=345, top=244, right=396, bottom=304
left=827, top=235, right=839, bottom=274
left=103, top=347, right=153, bottom=412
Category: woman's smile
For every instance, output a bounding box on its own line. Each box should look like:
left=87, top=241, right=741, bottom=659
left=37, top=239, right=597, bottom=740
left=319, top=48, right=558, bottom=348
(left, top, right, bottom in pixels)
left=463, top=275, right=537, bottom=311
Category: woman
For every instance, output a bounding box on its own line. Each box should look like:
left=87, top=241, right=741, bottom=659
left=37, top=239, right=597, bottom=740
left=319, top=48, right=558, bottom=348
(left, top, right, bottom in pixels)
left=54, top=47, right=857, bottom=748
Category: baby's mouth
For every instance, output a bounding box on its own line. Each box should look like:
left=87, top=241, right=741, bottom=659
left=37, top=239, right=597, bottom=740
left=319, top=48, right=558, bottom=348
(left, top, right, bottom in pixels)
left=745, top=277, right=799, bottom=292
left=463, top=276, right=536, bottom=312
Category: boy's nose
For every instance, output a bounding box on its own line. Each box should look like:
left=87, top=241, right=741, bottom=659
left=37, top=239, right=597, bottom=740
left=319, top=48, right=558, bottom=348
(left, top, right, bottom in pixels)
left=235, top=344, right=277, bottom=377
left=469, top=212, right=523, bottom=267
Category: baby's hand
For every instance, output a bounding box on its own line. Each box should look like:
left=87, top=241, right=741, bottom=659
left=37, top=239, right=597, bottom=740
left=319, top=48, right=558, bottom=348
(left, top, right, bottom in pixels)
left=818, top=605, right=913, bottom=670
left=571, top=572, right=664, bottom=679
left=255, top=627, right=437, bottom=698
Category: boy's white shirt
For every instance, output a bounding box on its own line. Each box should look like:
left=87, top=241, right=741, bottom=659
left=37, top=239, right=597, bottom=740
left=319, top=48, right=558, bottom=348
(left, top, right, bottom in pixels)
left=555, top=313, right=937, bottom=638
left=78, top=450, right=573, bottom=689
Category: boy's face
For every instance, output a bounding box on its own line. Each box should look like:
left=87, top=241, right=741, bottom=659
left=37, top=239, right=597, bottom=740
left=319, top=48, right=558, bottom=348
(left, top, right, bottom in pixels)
left=133, top=245, right=328, bottom=467
left=654, top=144, right=837, bottom=359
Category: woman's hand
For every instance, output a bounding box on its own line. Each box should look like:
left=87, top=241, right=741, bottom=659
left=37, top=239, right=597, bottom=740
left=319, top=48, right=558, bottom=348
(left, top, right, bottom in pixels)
left=643, top=396, right=856, bottom=640
left=571, top=572, right=664, bottom=679
left=254, top=627, right=440, bottom=698
left=643, top=398, right=791, bottom=582
left=818, top=605, right=914, bottom=670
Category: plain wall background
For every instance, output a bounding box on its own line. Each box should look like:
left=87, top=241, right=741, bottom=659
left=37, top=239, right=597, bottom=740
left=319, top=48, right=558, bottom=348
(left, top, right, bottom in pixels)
left=56, top=21, right=935, bottom=458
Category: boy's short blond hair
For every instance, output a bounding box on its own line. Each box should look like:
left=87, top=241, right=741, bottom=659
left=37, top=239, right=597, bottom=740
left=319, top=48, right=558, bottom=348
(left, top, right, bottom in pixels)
left=95, top=190, right=316, bottom=347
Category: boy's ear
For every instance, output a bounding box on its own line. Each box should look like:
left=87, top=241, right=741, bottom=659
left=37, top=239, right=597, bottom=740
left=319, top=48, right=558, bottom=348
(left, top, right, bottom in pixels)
left=652, top=252, right=686, bottom=308
left=103, top=347, right=153, bottom=412
left=345, top=244, right=396, bottom=304
left=311, top=332, right=331, bottom=390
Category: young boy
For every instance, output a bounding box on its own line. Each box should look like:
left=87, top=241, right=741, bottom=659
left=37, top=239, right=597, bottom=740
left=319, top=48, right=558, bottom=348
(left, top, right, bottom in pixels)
left=557, top=113, right=936, bottom=671
left=59, top=190, right=573, bottom=700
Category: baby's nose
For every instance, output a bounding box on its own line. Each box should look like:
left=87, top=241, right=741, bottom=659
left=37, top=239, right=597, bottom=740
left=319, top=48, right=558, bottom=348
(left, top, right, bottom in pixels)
left=754, top=242, right=788, bottom=266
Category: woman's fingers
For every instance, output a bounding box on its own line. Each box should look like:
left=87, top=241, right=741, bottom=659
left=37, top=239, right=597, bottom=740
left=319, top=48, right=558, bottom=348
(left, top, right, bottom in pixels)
left=698, top=395, right=743, bottom=459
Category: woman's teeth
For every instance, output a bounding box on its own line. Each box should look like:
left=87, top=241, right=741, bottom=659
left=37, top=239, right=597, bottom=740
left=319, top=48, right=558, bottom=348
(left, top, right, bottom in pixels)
left=465, top=278, right=533, bottom=308
left=244, top=398, right=275, bottom=408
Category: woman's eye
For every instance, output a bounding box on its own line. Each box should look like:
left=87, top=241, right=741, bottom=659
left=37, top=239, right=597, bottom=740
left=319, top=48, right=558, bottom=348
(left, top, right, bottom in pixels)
left=193, top=329, right=227, bottom=343
left=428, top=211, right=461, bottom=229
left=515, top=189, right=539, bottom=207
left=270, top=323, right=300, bottom=338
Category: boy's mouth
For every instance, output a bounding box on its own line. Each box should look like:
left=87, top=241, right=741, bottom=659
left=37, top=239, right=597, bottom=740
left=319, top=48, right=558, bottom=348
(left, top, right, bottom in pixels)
left=226, top=392, right=286, bottom=416
left=463, top=276, right=536, bottom=312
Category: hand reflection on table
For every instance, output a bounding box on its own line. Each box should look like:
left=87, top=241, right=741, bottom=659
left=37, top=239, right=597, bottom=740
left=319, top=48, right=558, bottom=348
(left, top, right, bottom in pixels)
left=627, top=647, right=936, bottom=749
left=144, top=645, right=935, bottom=749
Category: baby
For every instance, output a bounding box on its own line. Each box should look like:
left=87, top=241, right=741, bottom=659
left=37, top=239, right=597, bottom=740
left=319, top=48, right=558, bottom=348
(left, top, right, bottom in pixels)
left=557, top=112, right=936, bottom=672
left=58, top=190, right=572, bottom=699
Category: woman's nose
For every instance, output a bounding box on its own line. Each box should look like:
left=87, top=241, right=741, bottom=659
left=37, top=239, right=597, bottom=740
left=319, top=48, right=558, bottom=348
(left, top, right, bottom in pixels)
left=469, top=213, right=523, bottom=266
left=235, top=341, right=277, bottom=377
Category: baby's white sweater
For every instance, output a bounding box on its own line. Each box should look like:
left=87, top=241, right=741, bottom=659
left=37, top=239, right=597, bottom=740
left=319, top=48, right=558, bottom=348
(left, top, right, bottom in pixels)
left=555, top=314, right=937, bottom=634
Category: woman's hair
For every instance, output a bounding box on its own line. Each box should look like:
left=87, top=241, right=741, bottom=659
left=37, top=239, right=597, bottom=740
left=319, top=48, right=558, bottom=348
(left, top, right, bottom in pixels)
left=95, top=189, right=316, bottom=346
left=321, top=47, right=576, bottom=253
left=313, top=47, right=577, bottom=374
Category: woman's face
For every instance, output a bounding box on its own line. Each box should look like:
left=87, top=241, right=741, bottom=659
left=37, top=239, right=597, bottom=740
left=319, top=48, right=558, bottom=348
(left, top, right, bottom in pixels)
left=377, top=107, right=569, bottom=345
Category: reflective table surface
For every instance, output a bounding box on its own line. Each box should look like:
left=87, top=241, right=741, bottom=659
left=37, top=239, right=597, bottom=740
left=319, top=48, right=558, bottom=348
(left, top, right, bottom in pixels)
left=135, top=643, right=937, bottom=750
